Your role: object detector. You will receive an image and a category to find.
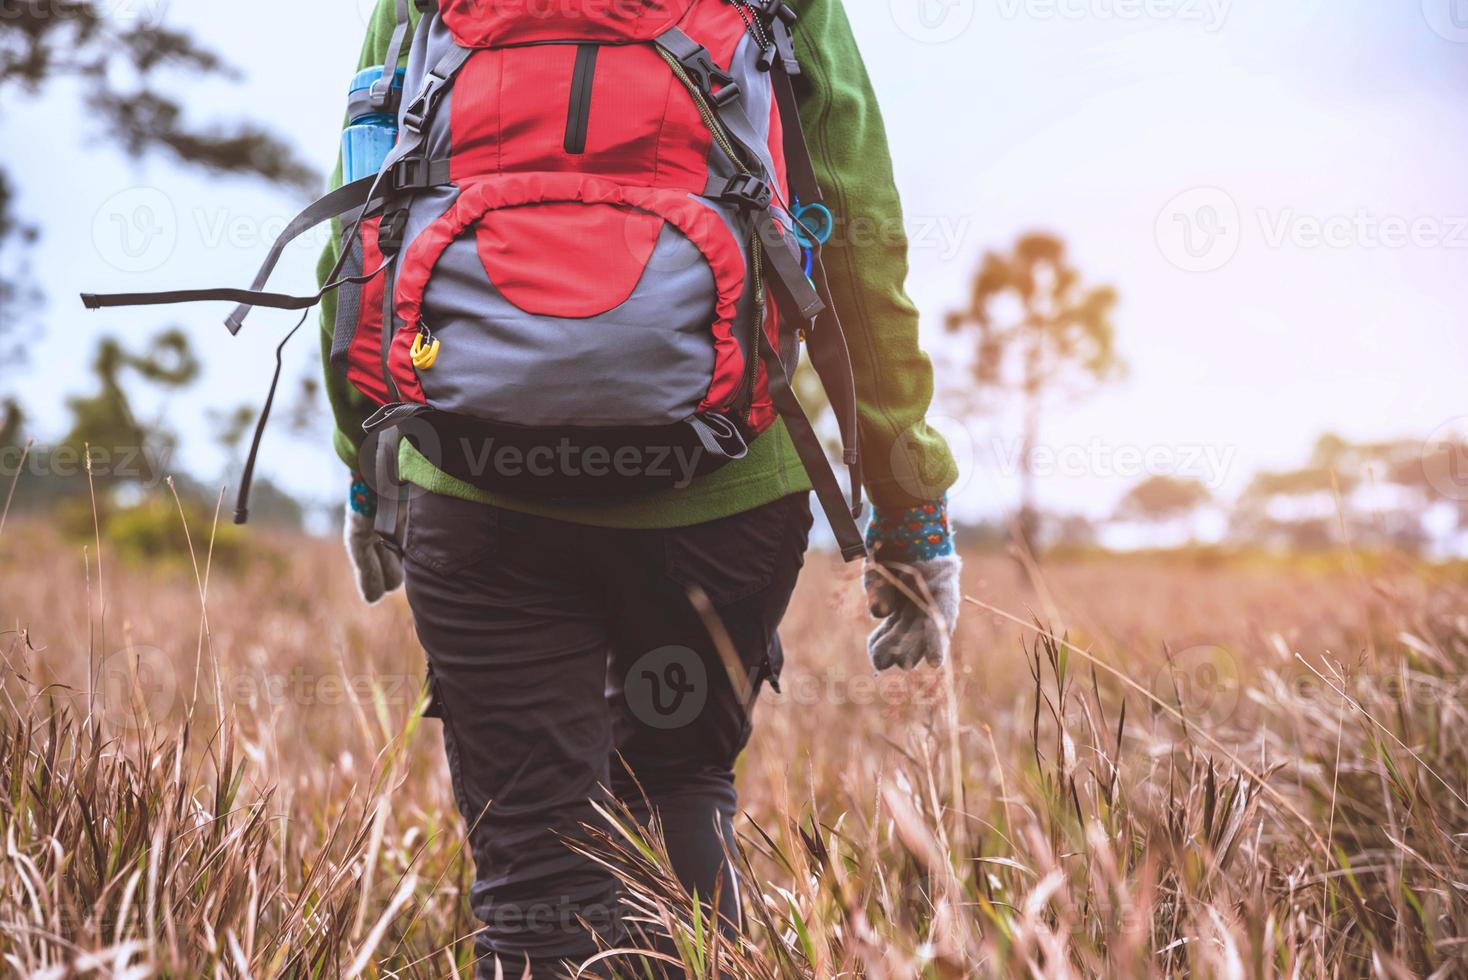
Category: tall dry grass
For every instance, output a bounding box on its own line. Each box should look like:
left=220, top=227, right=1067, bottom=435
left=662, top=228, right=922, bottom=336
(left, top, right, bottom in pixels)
left=2, top=494, right=1466, bottom=977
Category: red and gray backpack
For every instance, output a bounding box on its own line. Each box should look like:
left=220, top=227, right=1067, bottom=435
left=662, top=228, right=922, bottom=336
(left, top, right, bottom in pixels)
left=83, top=0, right=867, bottom=561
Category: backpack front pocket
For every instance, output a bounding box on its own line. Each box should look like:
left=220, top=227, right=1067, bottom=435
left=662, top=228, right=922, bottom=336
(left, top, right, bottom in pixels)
left=392, top=172, right=751, bottom=428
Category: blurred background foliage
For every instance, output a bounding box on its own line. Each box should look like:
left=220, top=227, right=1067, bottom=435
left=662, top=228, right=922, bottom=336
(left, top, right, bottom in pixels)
left=1, top=1, right=1465, bottom=567
left=0, top=0, right=316, bottom=556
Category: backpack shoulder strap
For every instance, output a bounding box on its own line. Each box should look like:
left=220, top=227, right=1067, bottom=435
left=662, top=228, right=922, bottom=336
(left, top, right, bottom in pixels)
left=763, top=15, right=866, bottom=535
left=773, top=71, right=822, bottom=209
left=372, top=0, right=413, bottom=110
left=759, top=333, right=867, bottom=562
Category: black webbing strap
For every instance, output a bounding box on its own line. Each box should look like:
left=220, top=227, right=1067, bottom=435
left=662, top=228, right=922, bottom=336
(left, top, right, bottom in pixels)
left=81, top=154, right=452, bottom=328
left=757, top=211, right=864, bottom=518
left=144, top=45, right=469, bottom=331
left=763, top=254, right=864, bottom=520
left=79, top=176, right=379, bottom=328
left=223, top=175, right=382, bottom=333
left=215, top=16, right=452, bottom=330
left=765, top=44, right=864, bottom=518
left=756, top=215, right=823, bottom=320
left=804, top=248, right=863, bottom=513
left=759, top=340, right=865, bottom=562
left=772, top=68, right=821, bottom=206
left=233, top=312, right=307, bottom=524
left=372, top=425, right=407, bottom=546
left=81, top=258, right=391, bottom=318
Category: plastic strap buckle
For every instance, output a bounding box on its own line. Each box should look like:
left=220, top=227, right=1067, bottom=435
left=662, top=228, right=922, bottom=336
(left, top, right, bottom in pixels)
left=756, top=1, right=801, bottom=74
left=680, top=47, right=740, bottom=106
left=709, top=79, right=743, bottom=109
left=368, top=79, right=401, bottom=113
left=757, top=0, right=798, bottom=25
left=772, top=23, right=800, bottom=74
left=720, top=174, right=773, bottom=211
left=402, top=69, right=450, bottom=133
left=377, top=210, right=410, bottom=255
left=392, top=157, right=430, bottom=191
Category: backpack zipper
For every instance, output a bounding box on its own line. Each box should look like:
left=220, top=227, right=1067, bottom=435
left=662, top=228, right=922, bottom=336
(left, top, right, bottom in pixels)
left=743, top=236, right=765, bottom=424
left=564, top=44, right=599, bottom=154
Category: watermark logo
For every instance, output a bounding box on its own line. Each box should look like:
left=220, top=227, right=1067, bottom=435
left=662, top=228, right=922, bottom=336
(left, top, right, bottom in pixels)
left=97, top=645, right=177, bottom=731
left=1158, top=188, right=1468, bottom=271
left=996, top=0, right=1231, bottom=32
left=1150, top=644, right=1241, bottom=728
left=1, top=0, right=172, bottom=26
left=1422, top=417, right=1468, bottom=502
left=890, top=0, right=977, bottom=44
left=1423, top=0, right=1468, bottom=42
left=354, top=0, right=378, bottom=28
left=104, top=0, right=172, bottom=26
left=92, top=187, right=177, bottom=274
left=1155, top=187, right=1241, bottom=273
left=623, top=646, right=707, bottom=730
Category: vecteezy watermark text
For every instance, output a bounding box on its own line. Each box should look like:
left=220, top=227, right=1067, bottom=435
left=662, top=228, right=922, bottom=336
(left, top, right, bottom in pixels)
left=991, top=437, right=1238, bottom=489
left=1157, top=187, right=1468, bottom=272
left=996, top=0, right=1231, bottom=31
left=459, top=438, right=705, bottom=489
left=0, top=443, right=172, bottom=488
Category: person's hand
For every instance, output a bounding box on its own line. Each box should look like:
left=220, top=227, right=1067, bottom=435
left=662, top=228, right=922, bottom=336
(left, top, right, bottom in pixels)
left=344, top=476, right=403, bottom=604
left=864, top=499, right=961, bottom=671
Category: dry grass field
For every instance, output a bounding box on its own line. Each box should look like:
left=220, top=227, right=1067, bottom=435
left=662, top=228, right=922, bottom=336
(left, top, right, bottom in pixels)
left=2, top=507, right=1467, bottom=977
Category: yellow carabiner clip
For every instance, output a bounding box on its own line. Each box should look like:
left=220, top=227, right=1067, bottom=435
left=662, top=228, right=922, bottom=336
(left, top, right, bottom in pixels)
left=410, top=332, right=440, bottom=370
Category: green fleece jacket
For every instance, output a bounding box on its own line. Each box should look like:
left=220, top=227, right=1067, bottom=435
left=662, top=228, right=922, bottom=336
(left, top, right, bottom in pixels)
left=319, top=0, right=957, bottom=527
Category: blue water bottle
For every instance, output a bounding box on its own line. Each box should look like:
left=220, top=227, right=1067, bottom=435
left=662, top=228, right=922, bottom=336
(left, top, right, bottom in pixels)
left=342, top=66, right=405, bottom=183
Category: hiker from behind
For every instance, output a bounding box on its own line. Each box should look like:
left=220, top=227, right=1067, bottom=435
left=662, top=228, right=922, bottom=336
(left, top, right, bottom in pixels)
left=326, top=1, right=962, bottom=975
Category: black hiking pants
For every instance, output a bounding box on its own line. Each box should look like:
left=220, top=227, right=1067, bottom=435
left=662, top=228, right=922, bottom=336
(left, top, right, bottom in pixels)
left=401, top=490, right=812, bottom=978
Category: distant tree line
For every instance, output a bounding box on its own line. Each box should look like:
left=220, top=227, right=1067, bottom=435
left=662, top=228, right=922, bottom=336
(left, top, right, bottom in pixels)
left=946, top=232, right=1466, bottom=559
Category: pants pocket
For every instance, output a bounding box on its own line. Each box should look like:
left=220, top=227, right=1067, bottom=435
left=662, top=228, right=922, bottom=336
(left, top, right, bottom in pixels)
left=402, top=491, right=499, bottom=576
left=662, top=494, right=809, bottom=607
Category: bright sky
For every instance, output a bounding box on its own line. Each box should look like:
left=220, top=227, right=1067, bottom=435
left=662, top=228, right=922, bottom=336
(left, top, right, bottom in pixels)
left=8, top=0, right=1468, bottom=526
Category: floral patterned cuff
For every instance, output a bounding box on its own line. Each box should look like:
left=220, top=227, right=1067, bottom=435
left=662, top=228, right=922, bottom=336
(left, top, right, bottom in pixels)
left=866, top=496, right=955, bottom=563
left=349, top=476, right=377, bottom=519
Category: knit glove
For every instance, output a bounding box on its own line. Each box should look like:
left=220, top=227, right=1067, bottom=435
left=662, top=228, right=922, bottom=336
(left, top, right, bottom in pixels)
left=344, top=476, right=403, bottom=604
left=863, top=498, right=961, bottom=671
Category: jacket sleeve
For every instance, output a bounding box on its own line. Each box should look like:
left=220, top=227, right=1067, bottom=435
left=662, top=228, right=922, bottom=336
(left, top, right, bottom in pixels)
left=317, top=0, right=421, bottom=473
left=788, top=0, right=960, bottom=507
